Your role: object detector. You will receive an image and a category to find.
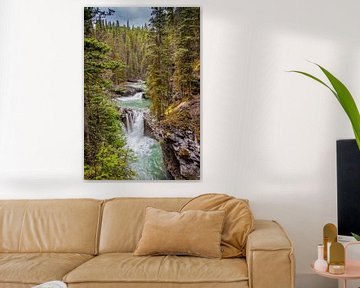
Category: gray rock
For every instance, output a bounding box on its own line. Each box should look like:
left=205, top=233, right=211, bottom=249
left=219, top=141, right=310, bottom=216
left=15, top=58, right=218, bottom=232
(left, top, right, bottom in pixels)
left=142, top=113, right=200, bottom=180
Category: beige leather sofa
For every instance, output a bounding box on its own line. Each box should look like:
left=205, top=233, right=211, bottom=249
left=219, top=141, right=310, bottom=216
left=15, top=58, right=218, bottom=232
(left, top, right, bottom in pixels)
left=0, top=198, right=295, bottom=288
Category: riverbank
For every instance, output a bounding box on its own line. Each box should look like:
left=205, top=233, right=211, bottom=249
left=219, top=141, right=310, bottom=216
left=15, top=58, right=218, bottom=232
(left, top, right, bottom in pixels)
left=116, top=81, right=200, bottom=180
left=144, top=97, right=200, bottom=180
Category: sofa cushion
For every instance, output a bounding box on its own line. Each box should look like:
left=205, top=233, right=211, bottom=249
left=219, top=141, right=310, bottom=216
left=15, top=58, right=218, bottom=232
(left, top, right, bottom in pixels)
left=99, top=198, right=190, bottom=253
left=63, top=253, right=248, bottom=285
left=181, top=194, right=254, bottom=258
left=134, top=207, right=225, bottom=258
left=0, top=199, right=102, bottom=254
left=67, top=282, right=249, bottom=288
left=0, top=253, right=93, bottom=285
left=0, top=284, right=33, bottom=288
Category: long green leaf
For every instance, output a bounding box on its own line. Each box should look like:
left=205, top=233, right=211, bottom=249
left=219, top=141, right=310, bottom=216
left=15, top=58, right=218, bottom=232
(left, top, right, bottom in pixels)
left=289, top=64, right=360, bottom=150
left=288, top=70, right=337, bottom=99
left=351, top=232, right=360, bottom=241
left=353, top=127, right=360, bottom=150
left=316, top=64, right=360, bottom=150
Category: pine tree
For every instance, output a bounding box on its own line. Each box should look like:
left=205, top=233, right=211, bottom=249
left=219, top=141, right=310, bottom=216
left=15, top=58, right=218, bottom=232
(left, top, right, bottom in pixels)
left=146, top=7, right=173, bottom=118
left=83, top=8, right=135, bottom=180
left=173, top=7, right=200, bottom=98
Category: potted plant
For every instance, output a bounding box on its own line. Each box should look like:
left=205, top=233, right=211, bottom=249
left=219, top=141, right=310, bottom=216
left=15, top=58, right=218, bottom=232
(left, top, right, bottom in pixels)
left=290, top=63, right=360, bottom=240
left=290, top=63, right=360, bottom=149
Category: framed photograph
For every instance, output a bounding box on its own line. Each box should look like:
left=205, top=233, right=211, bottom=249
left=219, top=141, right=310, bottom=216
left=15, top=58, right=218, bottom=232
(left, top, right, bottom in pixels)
left=84, top=7, right=200, bottom=180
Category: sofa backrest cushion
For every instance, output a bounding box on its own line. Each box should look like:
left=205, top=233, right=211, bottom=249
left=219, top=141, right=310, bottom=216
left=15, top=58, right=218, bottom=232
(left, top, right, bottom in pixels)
left=99, top=198, right=189, bottom=253
left=181, top=194, right=254, bottom=258
left=0, top=199, right=102, bottom=254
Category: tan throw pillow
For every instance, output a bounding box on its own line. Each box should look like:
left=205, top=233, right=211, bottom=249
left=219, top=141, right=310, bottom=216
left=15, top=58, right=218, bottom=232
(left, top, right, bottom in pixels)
left=181, top=193, right=254, bottom=258
left=134, top=207, right=225, bottom=258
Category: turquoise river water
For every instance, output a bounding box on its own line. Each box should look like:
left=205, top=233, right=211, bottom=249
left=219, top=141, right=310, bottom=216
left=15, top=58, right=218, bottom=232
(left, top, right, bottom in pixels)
left=116, top=86, right=169, bottom=180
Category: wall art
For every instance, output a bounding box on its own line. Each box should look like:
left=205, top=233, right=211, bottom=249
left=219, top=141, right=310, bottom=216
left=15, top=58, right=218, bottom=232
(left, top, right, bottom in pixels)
left=84, top=7, right=200, bottom=180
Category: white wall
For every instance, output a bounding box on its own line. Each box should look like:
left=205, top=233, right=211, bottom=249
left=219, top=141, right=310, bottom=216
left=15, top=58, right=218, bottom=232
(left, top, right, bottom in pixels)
left=1, top=0, right=359, bottom=287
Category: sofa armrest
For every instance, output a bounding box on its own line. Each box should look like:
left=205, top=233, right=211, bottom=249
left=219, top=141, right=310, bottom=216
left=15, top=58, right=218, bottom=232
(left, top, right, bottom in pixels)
left=246, top=220, right=295, bottom=288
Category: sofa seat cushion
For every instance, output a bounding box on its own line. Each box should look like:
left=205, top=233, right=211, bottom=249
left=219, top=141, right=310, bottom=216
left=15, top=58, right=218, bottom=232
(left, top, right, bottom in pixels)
left=0, top=284, right=33, bottom=288
left=64, top=253, right=248, bottom=285
left=67, top=283, right=249, bottom=288
left=0, top=253, right=93, bottom=285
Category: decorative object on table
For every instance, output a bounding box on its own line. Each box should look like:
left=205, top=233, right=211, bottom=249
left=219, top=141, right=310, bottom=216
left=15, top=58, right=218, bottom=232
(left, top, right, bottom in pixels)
left=32, top=281, right=67, bottom=288
left=289, top=62, right=360, bottom=150
left=83, top=7, right=200, bottom=180
left=312, top=239, right=360, bottom=288
left=329, top=242, right=345, bottom=275
left=323, top=223, right=337, bottom=262
left=328, top=264, right=345, bottom=275
left=322, top=223, right=345, bottom=274
left=314, top=244, right=328, bottom=272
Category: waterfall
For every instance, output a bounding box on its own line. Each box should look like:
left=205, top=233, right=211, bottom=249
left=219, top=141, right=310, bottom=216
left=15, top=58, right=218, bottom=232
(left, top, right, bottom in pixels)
left=124, top=109, right=142, bottom=133
left=118, top=81, right=169, bottom=180
left=127, top=110, right=144, bottom=139
left=118, top=92, right=143, bottom=102
left=125, top=113, right=131, bottom=133
left=124, top=109, right=152, bottom=157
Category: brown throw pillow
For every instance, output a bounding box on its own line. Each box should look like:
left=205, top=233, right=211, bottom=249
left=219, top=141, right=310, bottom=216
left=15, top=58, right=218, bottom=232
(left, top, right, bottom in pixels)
left=181, top=193, right=254, bottom=258
left=134, top=207, right=225, bottom=258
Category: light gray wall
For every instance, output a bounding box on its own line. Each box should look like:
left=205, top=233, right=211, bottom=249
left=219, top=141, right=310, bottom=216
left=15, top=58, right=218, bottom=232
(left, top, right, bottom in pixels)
left=1, top=0, right=359, bottom=287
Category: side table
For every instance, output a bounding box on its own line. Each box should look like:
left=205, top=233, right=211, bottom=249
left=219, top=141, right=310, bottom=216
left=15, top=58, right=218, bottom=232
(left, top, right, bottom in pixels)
left=311, top=242, right=360, bottom=288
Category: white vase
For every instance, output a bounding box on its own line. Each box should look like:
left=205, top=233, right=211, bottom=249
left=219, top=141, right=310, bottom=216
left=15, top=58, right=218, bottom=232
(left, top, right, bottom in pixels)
left=314, top=244, right=328, bottom=272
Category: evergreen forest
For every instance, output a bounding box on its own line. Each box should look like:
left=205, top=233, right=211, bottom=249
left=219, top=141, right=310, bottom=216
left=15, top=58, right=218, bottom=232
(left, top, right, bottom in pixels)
left=84, top=7, right=200, bottom=180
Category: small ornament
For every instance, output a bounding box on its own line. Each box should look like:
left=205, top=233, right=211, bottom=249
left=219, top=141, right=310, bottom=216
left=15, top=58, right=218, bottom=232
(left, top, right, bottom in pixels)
left=323, top=223, right=337, bottom=261
left=314, top=244, right=328, bottom=272
left=328, top=242, right=345, bottom=274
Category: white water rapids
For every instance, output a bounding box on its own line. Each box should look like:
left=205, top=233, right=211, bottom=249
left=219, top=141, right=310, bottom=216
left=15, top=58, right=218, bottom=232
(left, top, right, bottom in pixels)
left=119, top=92, right=143, bottom=102
left=117, top=88, right=169, bottom=180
